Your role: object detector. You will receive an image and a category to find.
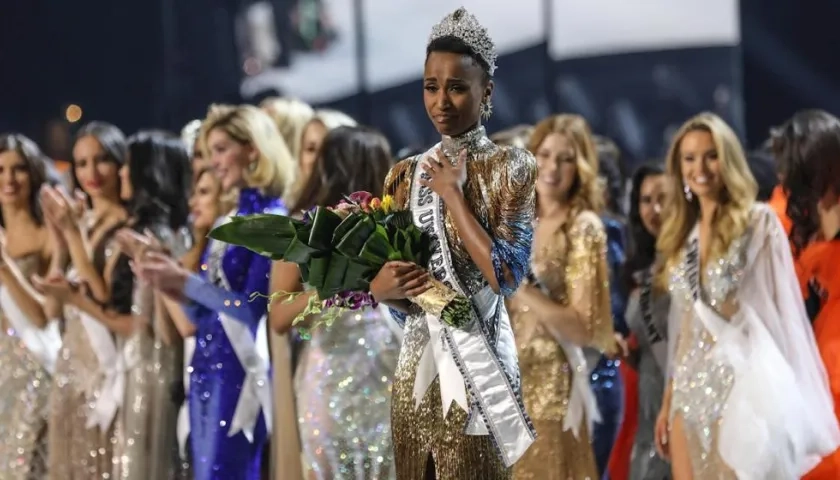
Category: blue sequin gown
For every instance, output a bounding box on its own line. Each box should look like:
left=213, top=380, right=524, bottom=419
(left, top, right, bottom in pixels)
left=589, top=215, right=627, bottom=477
left=181, top=188, right=284, bottom=480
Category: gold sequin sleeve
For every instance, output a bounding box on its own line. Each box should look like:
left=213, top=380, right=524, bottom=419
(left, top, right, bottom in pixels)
left=566, top=211, right=615, bottom=353
left=383, top=157, right=417, bottom=210
left=486, top=146, right=537, bottom=296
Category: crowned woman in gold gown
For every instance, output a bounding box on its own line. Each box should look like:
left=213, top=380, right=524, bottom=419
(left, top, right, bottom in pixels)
left=369, top=8, right=537, bottom=480
left=508, top=114, right=615, bottom=480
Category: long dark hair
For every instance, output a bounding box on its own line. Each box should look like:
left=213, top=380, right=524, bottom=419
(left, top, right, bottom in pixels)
left=125, top=130, right=192, bottom=232
left=622, top=163, right=665, bottom=291
left=775, top=109, right=840, bottom=252
left=71, top=121, right=127, bottom=197
left=290, top=126, right=393, bottom=213
left=0, top=133, right=49, bottom=227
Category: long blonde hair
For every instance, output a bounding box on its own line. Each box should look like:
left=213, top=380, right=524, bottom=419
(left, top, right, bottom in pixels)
left=200, top=104, right=296, bottom=200
left=656, top=112, right=757, bottom=286
left=260, top=97, right=314, bottom=161
left=528, top=114, right=603, bottom=212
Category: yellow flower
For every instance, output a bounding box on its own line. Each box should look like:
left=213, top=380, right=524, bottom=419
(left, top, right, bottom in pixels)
left=381, top=195, right=396, bottom=213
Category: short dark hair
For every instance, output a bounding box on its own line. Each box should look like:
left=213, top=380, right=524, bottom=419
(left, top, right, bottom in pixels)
left=426, top=35, right=491, bottom=83
left=776, top=109, right=840, bottom=251
left=291, top=126, right=394, bottom=213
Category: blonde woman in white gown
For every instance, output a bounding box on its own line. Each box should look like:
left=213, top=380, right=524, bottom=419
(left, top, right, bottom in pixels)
left=653, top=112, right=840, bottom=479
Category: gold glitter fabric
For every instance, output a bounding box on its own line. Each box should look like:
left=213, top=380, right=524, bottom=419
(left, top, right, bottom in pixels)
left=295, top=307, right=400, bottom=479
left=0, top=254, right=50, bottom=480
left=511, top=210, right=610, bottom=480
left=112, top=281, right=188, bottom=480
left=48, top=237, right=120, bottom=480
left=383, top=126, right=536, bottom=480
left=667, top=220, right=751, bottom=479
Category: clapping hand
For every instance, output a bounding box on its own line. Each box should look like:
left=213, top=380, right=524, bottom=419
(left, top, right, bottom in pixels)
left=116, top=228, right=164, bottom=260
left=40, top=185, right=86, bottom=233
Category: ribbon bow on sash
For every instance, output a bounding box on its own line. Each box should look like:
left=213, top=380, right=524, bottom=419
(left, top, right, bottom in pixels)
left=80, top=310, right=137, bottom=431
left=413, top=314, right=469, bottom=418
left=221, top=313, right=273, bottom=442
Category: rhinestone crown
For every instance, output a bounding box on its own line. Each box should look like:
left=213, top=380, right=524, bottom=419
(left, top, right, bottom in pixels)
left=428, top=7, right=497, bottom=76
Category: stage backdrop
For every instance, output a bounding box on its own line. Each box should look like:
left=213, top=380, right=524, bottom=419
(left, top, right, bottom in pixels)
left=241, top=0, right=741, bottom=167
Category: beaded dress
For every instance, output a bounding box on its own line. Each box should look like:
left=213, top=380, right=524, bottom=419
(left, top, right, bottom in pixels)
left=112, top=225, right=191, bottom=480
left=48, top=224, right=126, bottom=479
left=181, top=188, right=283, bottom=480
left=667, top=204, right=839, bottom=478
left=0, top=254, right=59, bottom=480
left=511, top=209, right=613, bottom=480
left=295, top=305, right=400, bottom=479
left=383, top=125, right=536, bottom=480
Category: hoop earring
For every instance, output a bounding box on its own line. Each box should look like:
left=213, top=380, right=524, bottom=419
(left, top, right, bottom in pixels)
left=684, top=183, right=693, bottom=202
left=480, top=100, right=493, bottom=121
left=248, top=161, right=258, bottom=173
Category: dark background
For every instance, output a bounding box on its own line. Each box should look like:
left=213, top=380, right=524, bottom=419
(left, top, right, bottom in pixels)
left=1, top=0, right=838, bottom=167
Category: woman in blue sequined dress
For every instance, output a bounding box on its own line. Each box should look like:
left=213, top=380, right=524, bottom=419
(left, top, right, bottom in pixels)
left=134, top=104, right=296, bottom=480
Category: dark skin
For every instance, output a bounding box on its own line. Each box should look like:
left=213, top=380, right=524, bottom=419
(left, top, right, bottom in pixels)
left=370, top=51, right=513, bottom=308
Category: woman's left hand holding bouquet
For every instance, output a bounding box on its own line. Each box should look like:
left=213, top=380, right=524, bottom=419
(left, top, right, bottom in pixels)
left=369, top=261, right=431, bottom=309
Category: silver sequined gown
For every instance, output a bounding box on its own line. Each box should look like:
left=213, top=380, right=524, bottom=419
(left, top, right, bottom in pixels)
left=0, top=255, right=51, bottom=480
left=295, top=307, right=400, bottom=479
left=668, top=224, right=749, bottom=479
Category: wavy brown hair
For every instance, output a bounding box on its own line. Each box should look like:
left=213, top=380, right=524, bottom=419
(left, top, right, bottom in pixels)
left=528, top=114, right=603, bottom=212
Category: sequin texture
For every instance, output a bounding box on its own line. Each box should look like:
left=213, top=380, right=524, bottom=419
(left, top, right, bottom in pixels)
left=668, top=222, right=751, bottom=479
left=295, top=308, right=399, bottom=479
left=512, top=210, right=610, bottom=480
left=383, top=125, right=535, bottom=479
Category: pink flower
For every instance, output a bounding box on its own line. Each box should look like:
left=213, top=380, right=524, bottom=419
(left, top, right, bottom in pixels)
left=348, top=191, right=373, bottom=205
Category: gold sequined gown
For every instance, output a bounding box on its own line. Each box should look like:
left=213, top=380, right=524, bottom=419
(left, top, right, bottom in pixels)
left=48, top=232, right=122, bottom=480
left=0, top=255, right=52, bottom=480
left=512, top=210, right=612, bottom=480
left=295, top=306, right=400, bottom=479
left=383, top=125, right=536, bottom=480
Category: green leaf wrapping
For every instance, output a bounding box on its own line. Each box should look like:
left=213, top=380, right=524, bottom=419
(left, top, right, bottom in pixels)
left=386, top=211, right=413, bottom=229
left=318, top=255, right=349, bottom=299
left=307, top=255, right=332, bottom=290
left=308, top=207, right=343, bottom=250
left=284, top=232, right=320, bottom=264
left=359, top=225, right=394, bottom=264
left=332, top=212, right=363, bottom=244
left=344, top=259, right=376, bottom=289
left=208, top=214, right=301, bottom=257
left=335, top=216, right=376, bottom=257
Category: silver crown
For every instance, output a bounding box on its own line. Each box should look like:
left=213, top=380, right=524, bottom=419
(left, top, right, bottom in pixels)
left=428, top=7, right=497, bottom=76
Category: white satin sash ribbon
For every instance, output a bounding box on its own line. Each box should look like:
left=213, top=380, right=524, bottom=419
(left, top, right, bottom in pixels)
left=177, top=336, right=196, bottom=458
left=80, top=310, right=138, bottom=431
left=220, top=313, right=273, bottom=443
left=558, top=340, right=601, bottom=437
left=414, top=313, right=470, bottom=418
left=0, top=286, right=62, bottom=375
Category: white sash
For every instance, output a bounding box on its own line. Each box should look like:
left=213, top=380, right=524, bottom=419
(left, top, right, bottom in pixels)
left=177, top=336, right=196, bottom=459
left=557, top=336, right=601, bottom=437
left=686, top=234, right=802, bottom=478
left=410, top=155, right=535, bottom=467
left=639, top=270, right=668, bottom=372
left=207, top=234, right=273, bottom=443
left=0, top=287, right=62, bottom=374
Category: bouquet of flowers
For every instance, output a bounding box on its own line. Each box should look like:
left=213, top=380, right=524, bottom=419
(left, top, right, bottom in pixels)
left=209, top=191, right=471, bottom=337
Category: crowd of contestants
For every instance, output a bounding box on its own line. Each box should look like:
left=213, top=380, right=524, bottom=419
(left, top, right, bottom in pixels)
left=2, top=90, right=840, bottom=480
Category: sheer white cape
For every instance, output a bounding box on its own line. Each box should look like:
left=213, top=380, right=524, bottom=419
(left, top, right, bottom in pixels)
left=667, top=204, right=840, bottom=478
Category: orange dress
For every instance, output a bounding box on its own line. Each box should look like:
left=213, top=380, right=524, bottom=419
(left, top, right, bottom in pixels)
left=799, top=239, right=840, bottom=479
left=768, top=185, right=793, bottom=235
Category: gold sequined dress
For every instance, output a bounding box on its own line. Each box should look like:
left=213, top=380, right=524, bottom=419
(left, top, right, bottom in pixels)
left=383, top=125, right=536, bottom=480
left=512, top=209, right=613, bottom=480
left=0, top=254, right=54, bottom=480
left=48, top=231, right=123, bottom=480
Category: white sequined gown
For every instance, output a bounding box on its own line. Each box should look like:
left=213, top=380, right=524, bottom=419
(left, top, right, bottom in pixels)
left=668, top=204, right=840, bottom=478
left=294, top=306, right=400, bottom=479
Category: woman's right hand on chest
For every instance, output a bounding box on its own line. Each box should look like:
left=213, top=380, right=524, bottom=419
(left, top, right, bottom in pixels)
left=369, top=261, right=430, bottom=302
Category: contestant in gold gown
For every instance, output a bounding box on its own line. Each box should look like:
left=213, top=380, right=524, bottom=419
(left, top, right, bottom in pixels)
left=508, top=115, right=614, bottom=480
left=372, top=9, right=536, bottom=479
